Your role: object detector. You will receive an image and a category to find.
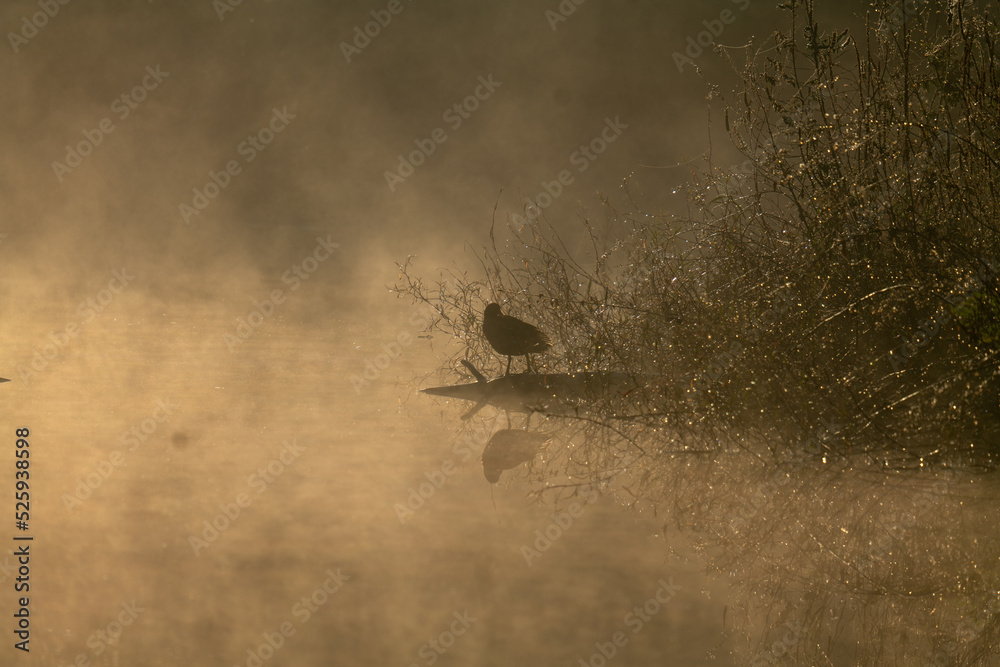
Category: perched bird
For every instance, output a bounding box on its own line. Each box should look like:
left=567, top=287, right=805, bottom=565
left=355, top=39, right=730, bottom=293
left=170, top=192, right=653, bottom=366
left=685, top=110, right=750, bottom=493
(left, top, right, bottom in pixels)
left=483, top=303, right=551, bottom=375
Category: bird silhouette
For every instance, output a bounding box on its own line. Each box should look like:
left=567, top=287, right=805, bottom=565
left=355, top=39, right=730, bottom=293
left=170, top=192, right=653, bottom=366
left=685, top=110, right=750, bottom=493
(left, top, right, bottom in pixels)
left=483, top=303, right=551, bottom=375
left=482, top=429, right=551, bottom=483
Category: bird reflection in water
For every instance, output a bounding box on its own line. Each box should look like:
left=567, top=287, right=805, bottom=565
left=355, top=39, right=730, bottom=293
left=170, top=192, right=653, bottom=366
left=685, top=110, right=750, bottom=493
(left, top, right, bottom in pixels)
left=482, top=428, right=552, bottom=483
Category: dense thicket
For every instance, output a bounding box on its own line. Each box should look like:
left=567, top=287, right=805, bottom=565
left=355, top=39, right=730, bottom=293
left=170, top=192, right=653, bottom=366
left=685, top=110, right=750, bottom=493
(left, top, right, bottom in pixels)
left=399, top=2, right=1000, bottom=662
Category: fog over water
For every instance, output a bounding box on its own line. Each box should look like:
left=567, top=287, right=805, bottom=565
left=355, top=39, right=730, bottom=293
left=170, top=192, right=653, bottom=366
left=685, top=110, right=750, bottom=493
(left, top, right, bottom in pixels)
left=3, top=1, right=999, bottom=665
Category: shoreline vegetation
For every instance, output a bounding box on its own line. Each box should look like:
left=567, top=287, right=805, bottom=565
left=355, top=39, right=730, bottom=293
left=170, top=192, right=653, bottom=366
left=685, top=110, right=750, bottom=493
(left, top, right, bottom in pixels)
left=399, top=1, right=1000, bottom=663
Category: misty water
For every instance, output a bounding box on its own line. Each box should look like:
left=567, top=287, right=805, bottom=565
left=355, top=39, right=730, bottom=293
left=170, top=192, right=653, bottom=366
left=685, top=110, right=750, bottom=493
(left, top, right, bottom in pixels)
left=12, top=268, right=999, bottom=666
left=5, top=0, right=1000, bottom=666
left=7, top=304, right=727, bottom=666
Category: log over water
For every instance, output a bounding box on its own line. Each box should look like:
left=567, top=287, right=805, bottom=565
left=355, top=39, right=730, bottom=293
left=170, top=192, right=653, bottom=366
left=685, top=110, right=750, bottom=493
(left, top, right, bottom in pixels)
left=421, top=360, right=656, bottom=419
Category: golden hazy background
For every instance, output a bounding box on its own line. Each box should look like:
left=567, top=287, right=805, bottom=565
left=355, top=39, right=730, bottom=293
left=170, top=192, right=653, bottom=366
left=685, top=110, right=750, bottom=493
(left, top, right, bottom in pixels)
left=0, top=1, right=875, bottom=665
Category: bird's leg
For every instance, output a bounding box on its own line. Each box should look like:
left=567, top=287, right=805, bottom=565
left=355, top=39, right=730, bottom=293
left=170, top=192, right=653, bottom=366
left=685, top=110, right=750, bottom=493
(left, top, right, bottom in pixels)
left=505, top=356, right=512, bottom=376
